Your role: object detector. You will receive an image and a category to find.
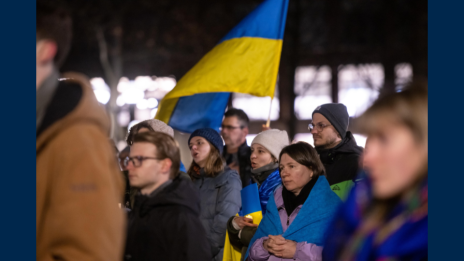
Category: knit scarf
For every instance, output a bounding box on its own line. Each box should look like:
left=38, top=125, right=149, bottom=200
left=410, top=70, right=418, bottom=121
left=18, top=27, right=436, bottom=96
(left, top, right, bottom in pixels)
left=282, top=176, right=319, bottom=216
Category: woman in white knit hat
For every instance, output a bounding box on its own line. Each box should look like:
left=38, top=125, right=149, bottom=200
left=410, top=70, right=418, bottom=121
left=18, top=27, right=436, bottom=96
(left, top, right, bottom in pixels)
left=226, top=129, right=289, bottom=260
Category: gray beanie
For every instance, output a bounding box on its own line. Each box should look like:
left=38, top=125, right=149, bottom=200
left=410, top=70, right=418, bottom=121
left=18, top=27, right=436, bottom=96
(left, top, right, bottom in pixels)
left=312, top=103, right=349, bottom=139
left=141, top=119, right=174, bottom=138
left=251, top=129, right=290, bottom=160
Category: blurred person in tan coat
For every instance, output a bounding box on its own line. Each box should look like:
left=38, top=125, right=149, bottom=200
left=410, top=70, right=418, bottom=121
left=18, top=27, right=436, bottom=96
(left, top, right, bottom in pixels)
left=36, top=2, right=125, bottom=260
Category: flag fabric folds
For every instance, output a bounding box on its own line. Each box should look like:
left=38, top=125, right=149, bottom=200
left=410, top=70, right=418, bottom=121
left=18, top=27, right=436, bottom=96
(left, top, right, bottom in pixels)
left=155, top=0, right=289, bottom=133
left=223, top=183, right=263, bottom=261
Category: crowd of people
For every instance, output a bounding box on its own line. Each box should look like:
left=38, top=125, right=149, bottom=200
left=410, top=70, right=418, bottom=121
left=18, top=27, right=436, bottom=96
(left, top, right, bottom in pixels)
left=37, top=2, right=428, bottom=261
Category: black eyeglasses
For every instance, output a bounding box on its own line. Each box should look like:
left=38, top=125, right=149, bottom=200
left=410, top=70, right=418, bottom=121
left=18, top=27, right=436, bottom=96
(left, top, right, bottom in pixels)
left=123, top=156, right=161, bottom=168
left=308, top=122, right=332, bottom=132
left=220, top=124, right=244, bottom=131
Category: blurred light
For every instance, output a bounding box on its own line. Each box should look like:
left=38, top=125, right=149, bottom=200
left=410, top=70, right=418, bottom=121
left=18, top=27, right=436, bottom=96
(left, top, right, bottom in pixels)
left=156, top=77, right=176, bottom=92
left=134, top=76, right=156, bottom=91
left=118, top=110, right=131, bottom=127
left=136, top=99, right=149, bottom=110
left=147, top=98, right=159, bottom=108
left=122, top=89, right=145, bottom=104
left=116, top=95, right=125, bottom=106
left=294, top=95, right=331, bottom=120
left=294, top=133, right=314, bottom=146
left=117, top=77, right=130, bottom=93
left=90, top=77, right=111, bottom=104
left=150, top=108, right=158, bottom=118
left=232, top=96, right=279, bottom=121
left=128, top=120, right=141, bottom=131
left=246, top=134, right=258, bottom=146
left=352, top=133, right=367, bottom=148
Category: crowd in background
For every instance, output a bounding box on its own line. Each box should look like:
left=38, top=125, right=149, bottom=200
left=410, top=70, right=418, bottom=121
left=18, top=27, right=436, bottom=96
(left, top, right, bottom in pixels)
left=37, top=2, right=428, bottom=261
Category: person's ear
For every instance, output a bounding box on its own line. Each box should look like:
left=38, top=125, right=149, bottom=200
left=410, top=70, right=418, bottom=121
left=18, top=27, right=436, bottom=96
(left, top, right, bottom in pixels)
left=161, top=158, right=173, bottom=175
left=37, top=40, right=57, bottom=65
left=243, top=126, right=249, bottom=136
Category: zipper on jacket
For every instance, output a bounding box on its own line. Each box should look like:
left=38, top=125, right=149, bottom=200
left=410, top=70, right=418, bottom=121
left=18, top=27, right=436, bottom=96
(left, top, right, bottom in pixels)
left=287, top=216, right=290, bottom=226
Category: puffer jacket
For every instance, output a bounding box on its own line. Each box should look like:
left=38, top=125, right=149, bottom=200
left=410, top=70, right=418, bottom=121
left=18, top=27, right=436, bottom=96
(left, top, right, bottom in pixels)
left=192, top=166, right=242, bottom=261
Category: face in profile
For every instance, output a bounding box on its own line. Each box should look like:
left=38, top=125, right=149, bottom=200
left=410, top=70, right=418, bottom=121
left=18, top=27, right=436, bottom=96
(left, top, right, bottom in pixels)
left=126, top=142, right=163, bottom=193
left=279, top=153, right=313, bottom=196
left=363, top=124, right=427, bottom=199
left=189, top=136, right=212, bottom=168
left=250, top=143, right=274, bottom=170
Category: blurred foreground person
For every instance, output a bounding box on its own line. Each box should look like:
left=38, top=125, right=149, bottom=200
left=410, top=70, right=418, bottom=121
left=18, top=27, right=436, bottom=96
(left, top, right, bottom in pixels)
left=322, top=83, right=428, bottom=261
left=246, top=142, right=341, bottom=261
left=188, top=128, right=242, bottom=261
left=221, top=108, right=253, bottom=187
left=227, top=129, right=289, bottom=260
left=124, top=132, right=211, bottom=260
left=36, top=2, right=125, bottom=260
left=310, top=103, right=363, bottom=200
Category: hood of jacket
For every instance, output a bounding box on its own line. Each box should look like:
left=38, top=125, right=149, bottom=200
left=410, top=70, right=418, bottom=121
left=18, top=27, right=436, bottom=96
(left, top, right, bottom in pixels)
left=36, top=72, right=111, bottom=153
left=317, top=131, right=363, bottom=158
left=135, top=176, right=201, bottom=217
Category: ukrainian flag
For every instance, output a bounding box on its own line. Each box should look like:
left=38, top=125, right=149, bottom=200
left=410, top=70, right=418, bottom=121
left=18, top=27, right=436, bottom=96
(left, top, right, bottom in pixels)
left=155, top=0, right=289, bottom=133
left=223, top=183, right=263, bottom=261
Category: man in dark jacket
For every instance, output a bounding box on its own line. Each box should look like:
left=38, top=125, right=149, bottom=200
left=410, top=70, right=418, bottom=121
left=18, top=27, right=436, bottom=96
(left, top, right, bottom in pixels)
left=221, top=108, right=252, bottom=187
left=310, top=103, right=363, bottom=200
left=124, top=132, right=211, bottom=261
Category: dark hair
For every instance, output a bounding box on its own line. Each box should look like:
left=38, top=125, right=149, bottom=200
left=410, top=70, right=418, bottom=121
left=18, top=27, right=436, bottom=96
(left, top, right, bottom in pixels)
left=126, top=121, right=155, bottom=146
left=132, top=132, right=180, bottom=179
left=279, top=142, right=325, bottom=177
left=37, top=1, right=72, bottom=67
left=224, top=108, right=250, bottom=127
left=188, top=141, right=224, bottom=178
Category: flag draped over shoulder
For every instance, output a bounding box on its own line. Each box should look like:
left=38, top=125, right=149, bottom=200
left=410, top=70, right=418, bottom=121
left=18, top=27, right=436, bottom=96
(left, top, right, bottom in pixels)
left=223, top=183, right=263, bottom=261
left=155, top=0, right=289, bottom=133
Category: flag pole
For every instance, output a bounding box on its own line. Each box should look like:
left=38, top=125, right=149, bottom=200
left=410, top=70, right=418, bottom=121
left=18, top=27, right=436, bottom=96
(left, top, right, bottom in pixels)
left=265, top=97, right=273, bottom=128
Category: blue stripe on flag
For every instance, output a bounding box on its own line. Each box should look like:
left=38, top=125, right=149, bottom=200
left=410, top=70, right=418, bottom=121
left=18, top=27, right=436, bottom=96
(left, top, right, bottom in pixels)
left=168, top=92, right=230, bottom=133
left=241, top=183, right=262, bottom=215
left=220, top=0, right=289, bottom=43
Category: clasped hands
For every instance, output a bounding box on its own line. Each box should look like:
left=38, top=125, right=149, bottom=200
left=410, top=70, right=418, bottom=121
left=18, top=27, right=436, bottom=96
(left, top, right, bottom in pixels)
left=263, top=234, right=297, bottom=259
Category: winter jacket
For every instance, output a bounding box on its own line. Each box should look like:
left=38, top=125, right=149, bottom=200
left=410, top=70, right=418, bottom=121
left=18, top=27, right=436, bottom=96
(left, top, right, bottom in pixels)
left=246, top=176, right=341, bottom=261
left=316, top=131, right=363, bottom=200
left=227, top=167, right=282, bottom=260
left=36, top=72, right=125, bottom=261
left=322, top=173, right=428, bottom=261
left=124, top=175, right=211, bottom=261
left=192, top=167, right=242, bottom=261
left=224, top=142, right=253, bottom=188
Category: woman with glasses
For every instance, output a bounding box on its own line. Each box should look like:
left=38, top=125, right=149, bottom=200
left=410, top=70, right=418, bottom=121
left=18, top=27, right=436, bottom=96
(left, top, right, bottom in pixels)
left=226, top=129, right=289, bottom=261
left=245, top=142, right=341, bottom=261
left=188, top=128, right=242, bottom=261
left=322, top=82, right=428, bottom=260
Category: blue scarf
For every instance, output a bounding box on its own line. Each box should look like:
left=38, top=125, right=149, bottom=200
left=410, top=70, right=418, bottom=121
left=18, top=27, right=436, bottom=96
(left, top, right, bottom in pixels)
left=245, top=176, right=341, bottom=259
left=258, top=169, right=282, bottom=215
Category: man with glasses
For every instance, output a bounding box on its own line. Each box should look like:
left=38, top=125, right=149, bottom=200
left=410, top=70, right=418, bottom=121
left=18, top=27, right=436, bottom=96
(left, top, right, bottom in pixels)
left=221, top=108, right=252, bottom=187
left=124, top=131, right=211, bottom=260
left=310, top=103, right=363, bottom=200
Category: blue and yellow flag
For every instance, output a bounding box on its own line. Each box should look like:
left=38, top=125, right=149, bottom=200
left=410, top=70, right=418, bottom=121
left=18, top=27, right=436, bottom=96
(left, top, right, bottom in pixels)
left=155, top=0, right=289, bottom=133
left=223, top=183, right=263, bottom=261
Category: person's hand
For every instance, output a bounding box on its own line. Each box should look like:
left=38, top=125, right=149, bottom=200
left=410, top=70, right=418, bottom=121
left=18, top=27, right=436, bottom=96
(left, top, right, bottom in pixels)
left=265, top=235, right=297, bottom=259
left=228, top=162, right=240, bottom=174
left=233, top=216, right=258, bottom=230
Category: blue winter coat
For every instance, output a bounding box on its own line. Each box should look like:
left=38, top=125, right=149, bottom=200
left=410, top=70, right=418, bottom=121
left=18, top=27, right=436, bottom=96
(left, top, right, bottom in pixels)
left=192, top=167, right=242, bottom=261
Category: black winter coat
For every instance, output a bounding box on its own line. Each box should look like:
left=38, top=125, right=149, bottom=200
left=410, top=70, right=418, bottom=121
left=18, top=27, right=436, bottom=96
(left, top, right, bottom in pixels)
left=223, top=142, right=252, bottom=188
left=124, top=175, right=211, bottom=261
left=317, top=131, right=364, bottom=186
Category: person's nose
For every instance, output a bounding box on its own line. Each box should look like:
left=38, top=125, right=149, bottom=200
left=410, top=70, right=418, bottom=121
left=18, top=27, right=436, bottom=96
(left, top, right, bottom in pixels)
left=310, top=128, right=318, bottom=134
left=250, top=151, right=257, bottom=160
left=126, top=160, right=135, bottom=170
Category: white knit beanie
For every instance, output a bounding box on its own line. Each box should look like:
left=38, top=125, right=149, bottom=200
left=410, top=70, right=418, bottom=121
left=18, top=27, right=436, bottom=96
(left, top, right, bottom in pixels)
left=251, top=129, right=290, bottom=160
left=142, top=119, right=174, bottom=138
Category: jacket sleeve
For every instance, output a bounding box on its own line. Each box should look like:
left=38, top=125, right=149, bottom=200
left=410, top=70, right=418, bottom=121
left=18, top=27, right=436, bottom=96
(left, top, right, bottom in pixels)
left=293, top=242, right=323, bottom=261
left=210, top=173, right=242, bottom=257
left=227, top=216, right=244, bottom=249
left=248, top=236, right=270, bottom=261
left=45, top=124, right=126, bottom=261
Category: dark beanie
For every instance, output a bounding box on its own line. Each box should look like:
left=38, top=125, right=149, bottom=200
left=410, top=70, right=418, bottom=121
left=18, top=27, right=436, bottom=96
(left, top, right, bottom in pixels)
left=312, top=103, right=349, bottom=139
left=188, top=128, right=224, bottom=155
